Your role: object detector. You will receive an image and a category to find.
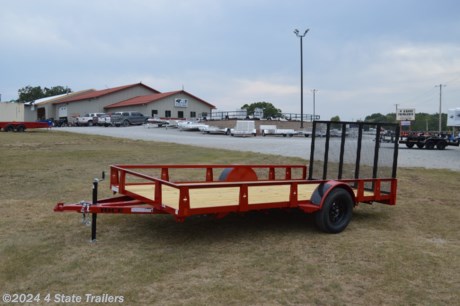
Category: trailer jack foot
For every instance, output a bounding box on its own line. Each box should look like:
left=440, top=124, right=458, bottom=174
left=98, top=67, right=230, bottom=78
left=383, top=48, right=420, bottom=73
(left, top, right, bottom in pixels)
left=91, top=213, right=97, bottom=242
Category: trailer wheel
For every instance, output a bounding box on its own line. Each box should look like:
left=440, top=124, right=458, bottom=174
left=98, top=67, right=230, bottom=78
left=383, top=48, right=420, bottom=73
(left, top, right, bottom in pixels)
left=405, top=143, right=414, bottom=148
left=315, top=188, right=353, bottom=233
left=425, top=140, right=435, bottom=150
left=4, top=125, right=14, bottom=132
left=416, top=143, right=424, bottom=149
left=436, top=141, right=446, bottom=150
left=16, top=125, right=26, bottom=132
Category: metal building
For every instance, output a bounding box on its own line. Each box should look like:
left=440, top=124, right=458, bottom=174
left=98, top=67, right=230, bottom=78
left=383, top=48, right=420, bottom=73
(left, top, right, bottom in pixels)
left=105, top=90, right=215, bottom=119
left=52, top=83, right=215, bottom=121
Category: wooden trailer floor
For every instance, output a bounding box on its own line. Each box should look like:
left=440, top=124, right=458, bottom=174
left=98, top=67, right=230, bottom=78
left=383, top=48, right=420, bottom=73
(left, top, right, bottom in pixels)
left=122, top=183, right=372, bottom=210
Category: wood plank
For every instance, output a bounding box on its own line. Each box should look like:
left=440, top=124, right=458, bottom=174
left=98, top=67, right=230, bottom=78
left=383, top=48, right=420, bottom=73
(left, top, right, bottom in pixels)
left=189, top=187, right=240, bottom=208
left=124, top=182, right=375, bottom=211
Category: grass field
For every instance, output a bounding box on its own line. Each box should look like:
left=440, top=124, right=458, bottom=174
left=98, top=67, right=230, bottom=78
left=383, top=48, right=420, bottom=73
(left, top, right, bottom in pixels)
left=0, top=130, right=459, bottom=305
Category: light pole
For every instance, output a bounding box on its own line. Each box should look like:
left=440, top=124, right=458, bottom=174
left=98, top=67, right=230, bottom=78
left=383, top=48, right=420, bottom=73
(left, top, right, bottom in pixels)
left=435, top=84, right=446, bottom=133
left=294, top=28, right=309, bottom=128
left=311, top=89, right=318, bottom=121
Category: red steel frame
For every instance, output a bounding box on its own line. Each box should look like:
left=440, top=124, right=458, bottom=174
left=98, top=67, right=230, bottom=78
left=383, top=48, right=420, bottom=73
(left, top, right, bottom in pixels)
left=0, top=121, right=49, bottom=130
left=54, top=164, right=397, bottom=221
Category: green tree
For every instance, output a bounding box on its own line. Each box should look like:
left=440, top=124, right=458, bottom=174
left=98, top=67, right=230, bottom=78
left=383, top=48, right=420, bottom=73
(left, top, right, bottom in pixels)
left=17, top=85, right=71, bottom=102
left=330, top=115, right=340, bottom=122
left=241, top=102, right=282, bottom=119
left=364, top=113, right=390, bottom=123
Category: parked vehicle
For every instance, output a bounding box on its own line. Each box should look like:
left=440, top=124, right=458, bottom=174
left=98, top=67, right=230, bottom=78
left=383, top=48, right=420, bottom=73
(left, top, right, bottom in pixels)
left=199, top=125, right=230, bottom=135
left=76, top=113, right=105, bottom=126
left=111, top=112, right=148, bottom=127
left=399, top=132, right=460, bottom=150
left=94, top=114, right=112, bottom=127
left=260, top=125, right=296, bottom=137
left=230, top=120, right=257, bottom=137
left=0, top=121, right=49, bottom=132
left=53, top=118, right=69, bottom=127
left=54, top=121, right=400, bottom=240
left=177, top=121, right=209, bottom=131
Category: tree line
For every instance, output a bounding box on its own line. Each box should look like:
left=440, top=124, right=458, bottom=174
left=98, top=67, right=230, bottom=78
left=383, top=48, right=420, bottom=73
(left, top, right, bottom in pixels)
left=14, top=85, right=72, bottom=102
left=364, top=112, right=450, bottom=131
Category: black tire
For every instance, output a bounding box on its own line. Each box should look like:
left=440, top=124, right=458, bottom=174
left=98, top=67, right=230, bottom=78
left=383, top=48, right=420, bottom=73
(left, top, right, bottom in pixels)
left=87, top=120, right=93, bottom=126
left=436, top=141, right=447, bottom=150
left=5, top=125, right=14, bottom=132
left=122, top=120, right=129, bottom=127
left=406, top=143, right=414, bottom=148
left=425, top=140, right=435, bottom=150
left=416, top=143, right=424, bottom=149
left=315, top=188, right=354, bottom=233
left=16, top=125, right=26, bottom=132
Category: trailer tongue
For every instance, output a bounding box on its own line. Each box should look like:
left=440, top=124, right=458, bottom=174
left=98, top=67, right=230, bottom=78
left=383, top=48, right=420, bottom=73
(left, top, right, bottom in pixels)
left=54, top=121, right=400, bottom=240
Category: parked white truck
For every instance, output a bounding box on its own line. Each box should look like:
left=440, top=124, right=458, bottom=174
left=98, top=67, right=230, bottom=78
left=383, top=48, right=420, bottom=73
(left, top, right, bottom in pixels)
left=76, top=113, right=105, bottom=126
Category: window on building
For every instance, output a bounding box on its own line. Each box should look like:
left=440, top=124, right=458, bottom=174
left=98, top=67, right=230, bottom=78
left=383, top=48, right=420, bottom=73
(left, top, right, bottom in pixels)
left=190, top=111, right=196, bottom=118
left=151, top=110, right=158, bottom=117
left=165, top=110, right=171, bottom=118
left=178, top=111, right=184, bottom=118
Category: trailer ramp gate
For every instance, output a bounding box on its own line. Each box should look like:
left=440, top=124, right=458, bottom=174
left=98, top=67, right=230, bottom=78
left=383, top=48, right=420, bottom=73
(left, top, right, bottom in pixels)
left=54, top=121, right=399, bottom=239
left=309, top=121, right=399, bottom=194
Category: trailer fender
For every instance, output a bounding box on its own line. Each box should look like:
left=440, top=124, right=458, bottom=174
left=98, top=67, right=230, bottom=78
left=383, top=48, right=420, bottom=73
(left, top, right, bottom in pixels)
left=310, top=181, right=356, bottom=209
left=219, top=167, right=258, bottom=182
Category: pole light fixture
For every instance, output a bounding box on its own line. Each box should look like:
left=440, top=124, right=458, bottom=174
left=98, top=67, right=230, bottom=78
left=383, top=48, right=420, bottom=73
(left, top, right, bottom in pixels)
left=294, top=28, right=309, bottom=128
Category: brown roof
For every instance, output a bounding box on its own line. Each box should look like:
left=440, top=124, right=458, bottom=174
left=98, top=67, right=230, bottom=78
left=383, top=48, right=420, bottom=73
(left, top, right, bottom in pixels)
left=53, top=83, right=160, bottom=105
left=104, top=90, right=216, bottom=109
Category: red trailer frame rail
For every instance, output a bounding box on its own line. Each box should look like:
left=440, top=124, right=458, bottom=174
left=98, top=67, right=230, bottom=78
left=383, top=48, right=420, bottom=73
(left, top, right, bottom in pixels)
left=54, top=121, right=400, bottom=239
left=0, top=121, right=49, bottom=132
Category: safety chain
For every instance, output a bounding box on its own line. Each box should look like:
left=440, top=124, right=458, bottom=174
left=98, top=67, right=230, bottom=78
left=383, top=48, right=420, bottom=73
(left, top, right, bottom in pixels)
left=80, top=201, right=91, bottom=226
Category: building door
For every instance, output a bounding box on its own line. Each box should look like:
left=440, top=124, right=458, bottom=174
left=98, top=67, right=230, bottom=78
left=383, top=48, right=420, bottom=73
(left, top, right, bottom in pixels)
left=37, top=107, right=46, bottom=120
left=58, top=106, right=68, bottom=118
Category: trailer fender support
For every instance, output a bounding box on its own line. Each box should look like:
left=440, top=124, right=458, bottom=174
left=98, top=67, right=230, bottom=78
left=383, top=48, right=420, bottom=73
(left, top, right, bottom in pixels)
left=311, top=181, right=356, bottom=209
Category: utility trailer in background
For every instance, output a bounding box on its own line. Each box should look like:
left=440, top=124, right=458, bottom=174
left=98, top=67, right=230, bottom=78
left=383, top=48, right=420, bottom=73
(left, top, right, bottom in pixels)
left=0, top=121, right=49, bottom=132
left=259, top=125, right=297, bottom=137
left=399, top=132, right=459, bottom=150
left=54, top=121, right=400, bottom=240
left=230, top=120, right=257, bottom=137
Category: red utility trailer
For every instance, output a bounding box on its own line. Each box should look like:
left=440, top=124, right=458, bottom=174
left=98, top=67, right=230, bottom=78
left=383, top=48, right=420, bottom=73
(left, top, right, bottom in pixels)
left=0, top=121, right=49, bottom=132
left=54, top=121, right=400, bottom=239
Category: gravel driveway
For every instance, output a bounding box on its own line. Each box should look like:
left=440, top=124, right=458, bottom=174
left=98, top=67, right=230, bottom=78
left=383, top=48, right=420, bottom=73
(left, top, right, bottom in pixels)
left=56, top=125, right=460, bottom=171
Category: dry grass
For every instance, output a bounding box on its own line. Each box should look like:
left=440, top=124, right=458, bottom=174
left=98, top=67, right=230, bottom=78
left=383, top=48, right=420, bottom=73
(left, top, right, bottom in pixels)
left=0, top=130, right=459, bottom=305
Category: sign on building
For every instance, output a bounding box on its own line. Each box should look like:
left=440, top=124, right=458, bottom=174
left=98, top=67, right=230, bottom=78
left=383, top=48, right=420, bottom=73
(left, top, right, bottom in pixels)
left=396, top=108, right=415, bottom=121
left=447, top=108, right=460, bottom=127
left=175, top=98, right=188, bottom=108
left=400, top=120, right=411, bottom=126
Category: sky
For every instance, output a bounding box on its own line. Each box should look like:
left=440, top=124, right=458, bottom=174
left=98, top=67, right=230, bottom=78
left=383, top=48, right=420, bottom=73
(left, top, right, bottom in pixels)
left=1, top=0, right=460, bottom=121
